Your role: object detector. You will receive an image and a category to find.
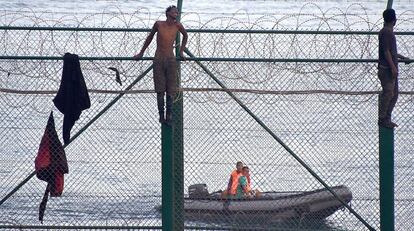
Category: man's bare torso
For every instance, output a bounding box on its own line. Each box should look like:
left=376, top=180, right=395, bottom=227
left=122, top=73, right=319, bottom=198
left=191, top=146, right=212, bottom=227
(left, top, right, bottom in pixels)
left=155, top=21, right=179, bottom=58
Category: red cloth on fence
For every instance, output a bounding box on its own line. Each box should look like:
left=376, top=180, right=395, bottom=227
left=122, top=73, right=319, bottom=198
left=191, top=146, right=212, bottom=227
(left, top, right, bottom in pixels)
left=35, top=112, right=68, bottom=223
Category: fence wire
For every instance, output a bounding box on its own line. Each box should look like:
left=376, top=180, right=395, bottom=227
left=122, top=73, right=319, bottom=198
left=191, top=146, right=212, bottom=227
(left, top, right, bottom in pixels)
left=0, top=9, right=414, bottom=231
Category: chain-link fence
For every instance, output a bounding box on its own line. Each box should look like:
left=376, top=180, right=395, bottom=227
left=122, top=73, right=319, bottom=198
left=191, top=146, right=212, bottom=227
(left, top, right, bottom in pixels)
left=0, top=8, right=414, bottom=231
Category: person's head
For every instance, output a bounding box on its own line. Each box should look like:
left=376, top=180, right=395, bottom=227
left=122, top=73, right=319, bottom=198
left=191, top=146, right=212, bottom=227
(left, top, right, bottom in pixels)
left=383, top=9, right=396, bottom=26
left=242, top=166, right=250, bottom=176
left=166, top=5, right=179, bottom=20
left=236, top=161, right=243, bottom=172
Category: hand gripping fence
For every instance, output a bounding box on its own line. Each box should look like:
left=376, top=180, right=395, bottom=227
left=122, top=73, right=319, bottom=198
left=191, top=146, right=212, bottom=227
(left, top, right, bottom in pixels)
left=184, top=48, right=377, bottom=231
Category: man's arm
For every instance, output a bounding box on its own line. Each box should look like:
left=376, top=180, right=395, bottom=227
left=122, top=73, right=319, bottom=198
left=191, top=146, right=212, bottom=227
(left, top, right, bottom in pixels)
left=397, top=54, right=406, bottom=59
left=385, top=49, right=398, bottom=78
left=177, top=23, right=188, bottom=59
left=397, top=53, right=411, bottom=63
left=133, top=22, right=158, bottom=60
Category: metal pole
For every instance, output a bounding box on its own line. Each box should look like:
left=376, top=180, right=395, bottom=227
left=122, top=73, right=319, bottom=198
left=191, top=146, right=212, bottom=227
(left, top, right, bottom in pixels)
left=173, top=0, right=185, bottom=230
left=1, top=55, right=413, bottom=64
left=161, top=124, right=174, bottom=231
left=379, top=126, right=395, bottom=231
left=3, top=26, right=414, bottom=35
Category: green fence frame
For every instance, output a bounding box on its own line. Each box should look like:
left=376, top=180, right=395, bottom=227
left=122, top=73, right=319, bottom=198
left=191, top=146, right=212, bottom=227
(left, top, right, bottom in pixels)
left=1, top=23, right=413, bottom=230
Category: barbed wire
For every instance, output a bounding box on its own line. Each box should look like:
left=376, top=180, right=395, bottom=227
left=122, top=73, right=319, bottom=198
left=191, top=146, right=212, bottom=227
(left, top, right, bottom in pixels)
left=2, top=4, right=414, bottom=28
left=0, top=5, right=413, bottom=111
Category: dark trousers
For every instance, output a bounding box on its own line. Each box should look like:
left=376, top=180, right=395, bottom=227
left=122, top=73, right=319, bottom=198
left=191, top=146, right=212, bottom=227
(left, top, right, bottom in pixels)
left=378, top=67, right=399, bottom=121
left=156, top=93, right=173, bottom=114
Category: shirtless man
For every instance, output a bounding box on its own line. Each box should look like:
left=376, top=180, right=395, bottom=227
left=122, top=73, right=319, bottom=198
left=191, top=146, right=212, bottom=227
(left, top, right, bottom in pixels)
left=133, top=5, right=188, bottom=125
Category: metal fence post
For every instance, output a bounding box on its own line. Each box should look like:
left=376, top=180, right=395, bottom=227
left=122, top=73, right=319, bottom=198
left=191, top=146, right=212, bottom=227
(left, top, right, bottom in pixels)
left=173, top=0, right=185, bottom=230
left=381, top=7, right=395, bottom=231
left=162, top=124, right=174, bottom=231
left=172, top=86, right=184, bottom=231
left=379, top=125, right=395, bottom=231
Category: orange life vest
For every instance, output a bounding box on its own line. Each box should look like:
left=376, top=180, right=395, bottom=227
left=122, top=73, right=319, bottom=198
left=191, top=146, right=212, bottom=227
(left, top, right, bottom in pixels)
left=229, top=170, right=243, bottom=195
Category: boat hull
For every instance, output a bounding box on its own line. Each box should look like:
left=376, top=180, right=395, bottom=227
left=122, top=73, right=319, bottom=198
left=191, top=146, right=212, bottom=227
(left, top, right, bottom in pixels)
left=184, top=185, right=352, bottom=223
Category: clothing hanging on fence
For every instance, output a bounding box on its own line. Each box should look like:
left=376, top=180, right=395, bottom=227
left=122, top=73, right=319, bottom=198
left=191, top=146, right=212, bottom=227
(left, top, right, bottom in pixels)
left=35, top=111, right=68, bottom=223
left=53, top=53, right=90, bottom=144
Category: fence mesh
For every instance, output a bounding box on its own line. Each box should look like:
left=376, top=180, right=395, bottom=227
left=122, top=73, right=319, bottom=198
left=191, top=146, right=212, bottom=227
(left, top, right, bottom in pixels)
left=0, top=8, right=414, bottom=231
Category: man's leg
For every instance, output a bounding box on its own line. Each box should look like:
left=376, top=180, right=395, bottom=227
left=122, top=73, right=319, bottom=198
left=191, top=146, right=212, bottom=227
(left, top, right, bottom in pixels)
left=157, top=92, right=165, bottom=123
left=386, top=78, right=399, bottom=126
left=153, top=59, right=167, bottom=123
left=165, top=58, right=177, bottom=126
left=378, top=68, right=396, bottom=128
left=165, top=94, right=173, bottom=125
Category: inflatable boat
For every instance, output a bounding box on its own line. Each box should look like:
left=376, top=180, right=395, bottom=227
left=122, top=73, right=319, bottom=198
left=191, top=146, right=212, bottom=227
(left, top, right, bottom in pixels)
left=184, top=184, right=352, bottom=223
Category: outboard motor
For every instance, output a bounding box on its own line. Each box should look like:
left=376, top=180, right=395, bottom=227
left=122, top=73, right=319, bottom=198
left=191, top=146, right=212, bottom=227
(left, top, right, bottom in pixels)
left=188, top=184, right=209, bottom=199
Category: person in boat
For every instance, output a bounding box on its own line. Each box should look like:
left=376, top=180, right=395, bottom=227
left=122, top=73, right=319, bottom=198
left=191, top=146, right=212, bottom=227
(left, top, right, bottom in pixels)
left=243, top=166, right=253, bottom=195
left=223, top=165, right=255, bottom=199
left=222, top=161, right=244, bottom=198
left=234, top=166, right=251, bottom=198
left=133, top=5, right=188, bottom=125
left=241, top=166, right=261, bottom=198
left=244, top=165, right=251, bottom=188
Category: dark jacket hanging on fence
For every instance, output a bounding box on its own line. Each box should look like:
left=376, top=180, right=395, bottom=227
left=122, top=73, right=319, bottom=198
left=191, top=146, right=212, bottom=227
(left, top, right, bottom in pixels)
left=35, top=112, right=68, bottom=223
left=53, top=53, right=90, bottom=144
